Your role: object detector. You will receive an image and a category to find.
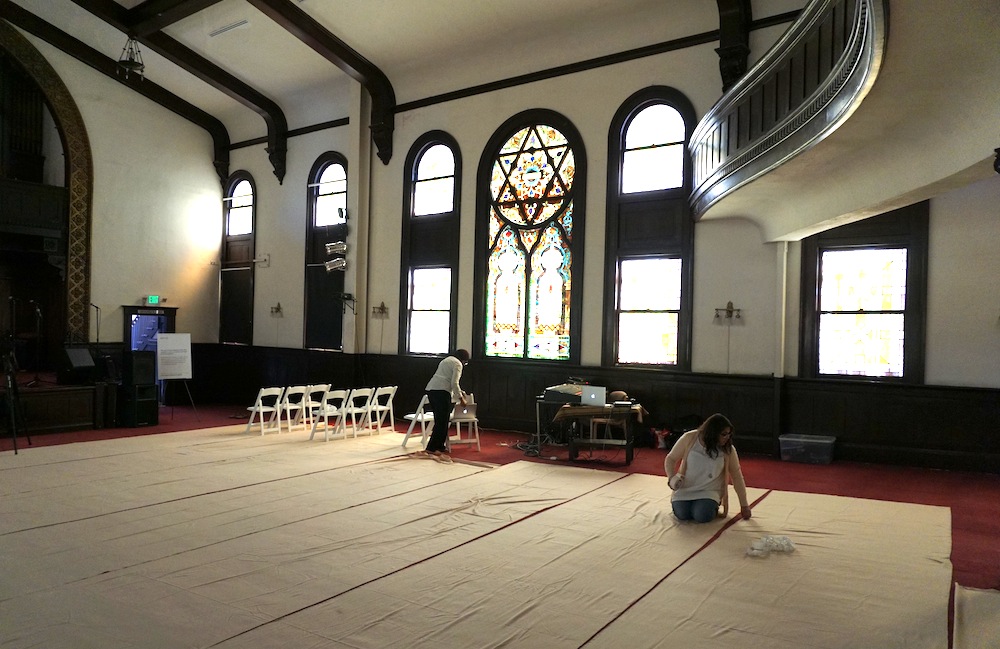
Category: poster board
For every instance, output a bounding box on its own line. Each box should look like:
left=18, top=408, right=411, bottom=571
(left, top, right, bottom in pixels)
left=156, top=333, right=192, bottom=380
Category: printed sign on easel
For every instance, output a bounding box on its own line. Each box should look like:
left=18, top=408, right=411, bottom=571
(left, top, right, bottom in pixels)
left=156, top=333, right=192, bottom=380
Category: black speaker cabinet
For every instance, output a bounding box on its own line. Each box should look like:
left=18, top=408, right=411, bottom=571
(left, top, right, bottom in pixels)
left=118, top=384, right=158, bottom=427
left=58, top=347, right=95, bottom=384
left=122, top=351, right=155, bottom=386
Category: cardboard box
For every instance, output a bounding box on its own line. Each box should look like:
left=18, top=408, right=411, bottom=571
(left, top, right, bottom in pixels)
left=779, top=434, right=836, bottom=464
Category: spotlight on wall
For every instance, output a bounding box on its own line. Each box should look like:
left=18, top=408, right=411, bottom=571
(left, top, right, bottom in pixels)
left=324, top=258, right=347, bottom=272
left=325, top=241, right=348, bottom=255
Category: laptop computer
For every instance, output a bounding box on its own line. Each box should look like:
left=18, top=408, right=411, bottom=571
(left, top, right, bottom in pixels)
left=581, top=386, right=607, bottom=407
left=452, top=403, right=478, bottom=421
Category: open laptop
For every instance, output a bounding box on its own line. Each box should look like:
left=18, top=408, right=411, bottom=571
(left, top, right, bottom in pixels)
left=580, top=386, right=607, bottom=407
left=452, top=402, right=478, bottom=421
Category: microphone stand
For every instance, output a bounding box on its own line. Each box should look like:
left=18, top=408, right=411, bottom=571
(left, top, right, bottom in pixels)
left=26, top=300, right=42, bottom=387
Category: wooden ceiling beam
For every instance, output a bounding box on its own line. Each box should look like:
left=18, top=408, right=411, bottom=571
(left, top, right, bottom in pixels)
left=246, top=0, right=397, bottom=164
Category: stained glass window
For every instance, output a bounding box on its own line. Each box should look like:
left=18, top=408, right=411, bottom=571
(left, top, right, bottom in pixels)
left=616, top=257, right=682, bottom=364
left=225, top=179, right=253, bottom=235
left=818, top=248, right=907, bottom=376
left=485, top=123, right=576, bottom=360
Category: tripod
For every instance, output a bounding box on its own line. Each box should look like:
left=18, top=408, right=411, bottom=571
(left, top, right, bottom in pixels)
left=3, top=341, right=31, bottom=454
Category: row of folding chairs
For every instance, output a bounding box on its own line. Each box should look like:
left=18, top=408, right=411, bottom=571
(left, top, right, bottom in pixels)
left=244, top=385, right=397, bottom=440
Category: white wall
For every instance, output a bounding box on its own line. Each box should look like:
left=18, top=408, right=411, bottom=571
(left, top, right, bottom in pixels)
left=25, top=36, right=223, bottom=345
left=925, top=175, right=1000, bottom=387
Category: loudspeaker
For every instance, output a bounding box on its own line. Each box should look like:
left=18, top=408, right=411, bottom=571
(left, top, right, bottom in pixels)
left=118, top=384, right=158, bottom=427
left=58, top=347, right=95, bottom=384
left=122, top=351, right=155, bottom=386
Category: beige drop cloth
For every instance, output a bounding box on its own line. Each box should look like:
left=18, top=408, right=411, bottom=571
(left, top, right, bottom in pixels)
left=0, top=429, right=955, bottom=649
left=954, top=585, right=1000, bottom=649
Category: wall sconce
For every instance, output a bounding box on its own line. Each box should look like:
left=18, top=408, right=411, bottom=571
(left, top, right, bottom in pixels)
left=714, top=301, right=742, bottom=319
left=325, top=241, right=348, bottom=255
left=372, top=301, right=389, bottom=318
left=334, top=292, right=356, bottom=314
left=324, top=258, right=347, bottom=272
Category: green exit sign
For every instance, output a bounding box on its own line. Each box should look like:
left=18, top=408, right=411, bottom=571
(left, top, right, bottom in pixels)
left=146, top=295, right=160, bottom=305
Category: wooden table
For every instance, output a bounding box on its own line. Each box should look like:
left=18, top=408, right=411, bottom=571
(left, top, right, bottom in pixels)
left=553, top=402, right=646, bottom=465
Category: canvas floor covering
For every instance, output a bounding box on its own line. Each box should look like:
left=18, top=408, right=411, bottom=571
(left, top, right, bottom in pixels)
left=0, top=425, right=987, bottom=648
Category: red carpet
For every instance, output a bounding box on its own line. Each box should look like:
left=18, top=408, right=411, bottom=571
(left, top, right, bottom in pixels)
left=4, top=405, right=998, bottom=590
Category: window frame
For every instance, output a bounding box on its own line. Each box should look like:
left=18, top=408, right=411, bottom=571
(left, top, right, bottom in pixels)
left=399, top=131, right=461, bottom=356
left=304, top=152, right=349, bottom=351
left=799, top=202, right=929, bottom=383
left=473, top=109, right=587, bottom=364
left=220, top=171, right=256, bottom=345
left=603, top=87, right=696, bottom=369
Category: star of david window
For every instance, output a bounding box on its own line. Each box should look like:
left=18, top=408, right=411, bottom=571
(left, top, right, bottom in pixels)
left=484, top=123, right=577, bottom=360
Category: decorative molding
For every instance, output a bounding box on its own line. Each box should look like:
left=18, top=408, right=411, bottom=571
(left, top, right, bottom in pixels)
left=0, top=18, right=93, bottom=342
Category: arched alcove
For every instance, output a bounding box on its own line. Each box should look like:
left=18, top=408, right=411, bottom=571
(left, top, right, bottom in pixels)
left=1, top=19, right=94, bottom=344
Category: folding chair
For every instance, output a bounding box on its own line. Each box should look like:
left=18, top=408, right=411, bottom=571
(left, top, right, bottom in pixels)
left=370, top=385, right=398, bottom=433
left=309, top=388, right=350, bottom=442
left=401, top=394, right=433, bottom=449
left=344, top=387, right=376, bottom=437
left=300, top=383, right=330, bottom=431
left=244, top=386, right=284, bottom=435
left=449, top=393, right=480, bottom=451
left=276, top=385, right=307, bottom=433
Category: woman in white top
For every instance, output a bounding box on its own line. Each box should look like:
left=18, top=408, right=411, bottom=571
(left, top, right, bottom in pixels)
left=664, top=413, right=752, bottom=522
left=422, top=349, right=470, bottom=461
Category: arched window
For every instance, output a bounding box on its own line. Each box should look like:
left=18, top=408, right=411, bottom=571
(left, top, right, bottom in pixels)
left=400, top=132, right=461, bottom=355
left=604, top=88, right=695, bottom=368
left=305, top=153, right=348, bottom=350
left=220, top=172, right=256, bottom=344
left=475, top=111, right=585, bottom=362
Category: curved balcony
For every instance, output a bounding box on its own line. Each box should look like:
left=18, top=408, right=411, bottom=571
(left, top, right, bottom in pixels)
left=689, top=0, right=888, bottom=222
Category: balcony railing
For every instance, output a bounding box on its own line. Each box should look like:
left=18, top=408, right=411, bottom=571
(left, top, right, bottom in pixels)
left=689, top=0, right=888, bottom=218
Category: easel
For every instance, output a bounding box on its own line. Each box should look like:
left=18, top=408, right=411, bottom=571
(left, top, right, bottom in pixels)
left=164, top=379, right=200, bottom=422
left=3, top=342, right=31, bottom=454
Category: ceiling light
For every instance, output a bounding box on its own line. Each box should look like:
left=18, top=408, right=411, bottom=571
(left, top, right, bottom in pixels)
left=209, top=20, right=249, bottom=38
left=117, top=37, right=144, bottom=80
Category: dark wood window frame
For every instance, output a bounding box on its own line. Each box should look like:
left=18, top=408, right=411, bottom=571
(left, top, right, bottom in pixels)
left=220, top=171, right=256, bottom=345
left=603, top=86, right=696, bottom=370
left=399, top=131, right=462, bottom=356
left=799, top=201, right=929, bottom=383
left=304, top=152, right=349, bottom=351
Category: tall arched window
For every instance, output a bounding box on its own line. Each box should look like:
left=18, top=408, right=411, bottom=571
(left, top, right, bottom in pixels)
left=400, top=132, right=461, bottom=355
left=475, top=111, right=586, bottom=362
left=604, top=87, right=695, bottom=368
left=220, top=172, right=256, bottom=345
left=305, top=153, right=348, bottom=350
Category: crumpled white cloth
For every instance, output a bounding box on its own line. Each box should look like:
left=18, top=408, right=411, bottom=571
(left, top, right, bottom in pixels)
left=746, top=534, right=796, bottom=557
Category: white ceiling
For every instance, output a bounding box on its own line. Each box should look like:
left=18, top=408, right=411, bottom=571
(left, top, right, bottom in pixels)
left=6, top=0, right=998, bottom=237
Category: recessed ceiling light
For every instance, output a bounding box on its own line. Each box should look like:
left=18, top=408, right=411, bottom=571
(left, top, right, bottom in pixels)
left=208, top=19, right=249, bottom=38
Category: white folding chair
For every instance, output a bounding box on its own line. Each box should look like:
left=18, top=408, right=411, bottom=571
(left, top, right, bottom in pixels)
left=276, top=385, right=307, bottom=433
left=309, top=388, right=350, bottom=442
left=345, top=387, right=376, bottom=437
left=244, top=386, right=284, bottom=435
left=370, top=385, right=398, bottom=433
left=300, top=383, right=330, bottom=431
left=401, top=394, right=433, bottom=449
left=449, top=393, right=480, bottom=451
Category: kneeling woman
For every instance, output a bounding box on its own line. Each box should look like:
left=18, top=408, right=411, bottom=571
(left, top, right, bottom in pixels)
left=664, top=413, right=752, bottom=522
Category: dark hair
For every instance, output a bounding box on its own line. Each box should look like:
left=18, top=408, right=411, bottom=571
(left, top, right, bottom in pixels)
left=698, top=413, right=734, bottom=458
left=453, top=349, right=470, bottom=363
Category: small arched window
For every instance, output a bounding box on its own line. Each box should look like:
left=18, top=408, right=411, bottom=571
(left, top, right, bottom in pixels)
left=621, top=104, right=686, bottom=193
left=313, top=162, right=347, bottom=227
left=305, top=153, right=349, bottom=350
left=413, top=144, right=455, bottom=216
